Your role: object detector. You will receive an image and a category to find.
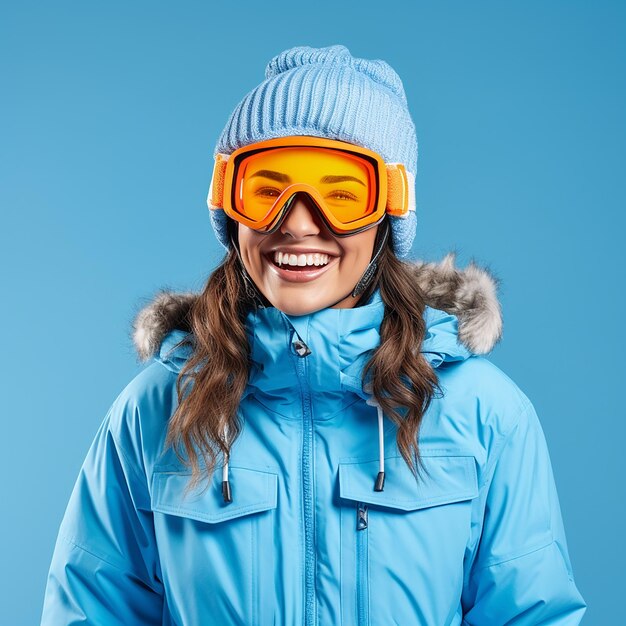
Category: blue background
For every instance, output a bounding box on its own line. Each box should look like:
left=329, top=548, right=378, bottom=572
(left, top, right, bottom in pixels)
left=2, top=1, right=623, bottom=623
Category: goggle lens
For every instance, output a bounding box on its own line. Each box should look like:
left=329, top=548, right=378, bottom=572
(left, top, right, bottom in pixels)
left=233, top=146, right=378, bottom=231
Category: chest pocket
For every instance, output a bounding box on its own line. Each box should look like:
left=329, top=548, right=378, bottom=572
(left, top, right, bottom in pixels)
left=150, top=465, right=278, bottom=626
left=338, top=453, right=479, bottom=626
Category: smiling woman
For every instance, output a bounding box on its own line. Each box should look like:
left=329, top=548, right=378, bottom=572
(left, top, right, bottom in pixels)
left=209, top=133, right=410, bottom=313
left=41, top=44, right=587, bottom=626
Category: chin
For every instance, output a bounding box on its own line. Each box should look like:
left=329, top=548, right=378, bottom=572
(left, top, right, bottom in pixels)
left=275, top=302, right=325, bottom=317
left=270, top=294, right=334, bottom=317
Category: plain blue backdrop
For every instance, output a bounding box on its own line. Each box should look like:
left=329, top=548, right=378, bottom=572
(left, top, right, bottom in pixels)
left=2, top=1, right=623, bottom=623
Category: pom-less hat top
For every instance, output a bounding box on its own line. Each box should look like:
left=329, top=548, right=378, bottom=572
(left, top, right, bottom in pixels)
left=210, top=44, right=418, bottom=258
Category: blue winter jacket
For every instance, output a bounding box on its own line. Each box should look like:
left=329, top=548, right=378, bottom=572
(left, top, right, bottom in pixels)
left=41, top=256, right=587, bottom=625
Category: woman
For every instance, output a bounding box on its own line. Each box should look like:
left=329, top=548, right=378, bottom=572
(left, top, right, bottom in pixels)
left=41, top=45, right=586, bottom=625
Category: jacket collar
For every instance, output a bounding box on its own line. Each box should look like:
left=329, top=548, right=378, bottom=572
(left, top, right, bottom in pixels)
left=131, top=252, right=504, bottom=389
left=243, top=285, right=480, bottom=402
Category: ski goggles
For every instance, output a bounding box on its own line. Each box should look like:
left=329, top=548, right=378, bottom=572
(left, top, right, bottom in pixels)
left=207, top=136, right=415, bottom=237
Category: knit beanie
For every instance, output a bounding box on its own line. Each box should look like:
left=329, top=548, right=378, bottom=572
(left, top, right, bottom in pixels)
left=208, top=44, right=418, bottom=258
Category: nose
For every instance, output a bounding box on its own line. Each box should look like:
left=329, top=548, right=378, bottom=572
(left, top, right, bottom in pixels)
left=279, top=194, right=324, bottom=239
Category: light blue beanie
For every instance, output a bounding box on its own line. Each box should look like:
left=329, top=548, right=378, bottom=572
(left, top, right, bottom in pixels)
left=209, top=44, right=418, bottom=258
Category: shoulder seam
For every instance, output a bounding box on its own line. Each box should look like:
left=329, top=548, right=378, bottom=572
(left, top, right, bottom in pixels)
left=479, top=398, right=533, bottom=490
left=107, top=415, right=152, bottom=495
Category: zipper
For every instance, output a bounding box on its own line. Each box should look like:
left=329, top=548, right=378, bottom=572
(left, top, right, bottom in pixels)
left=356, top=501, right=369, bottom=626
left=293, top=331, right=316, bottom=626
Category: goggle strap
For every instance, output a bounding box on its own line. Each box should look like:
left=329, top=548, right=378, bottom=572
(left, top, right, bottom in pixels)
left=386, top=164, right=415, bottom=216
left=208, top=153, right=229, bottom=210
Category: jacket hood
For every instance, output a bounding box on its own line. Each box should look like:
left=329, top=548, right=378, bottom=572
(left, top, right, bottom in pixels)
left=131, top=251, right=503, bottom=370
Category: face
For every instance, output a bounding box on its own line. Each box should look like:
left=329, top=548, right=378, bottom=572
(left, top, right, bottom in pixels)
left=237, top=196, right=379, bottom=316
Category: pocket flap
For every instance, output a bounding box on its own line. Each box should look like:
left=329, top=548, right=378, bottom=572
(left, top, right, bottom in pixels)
left=151, top=465, right=278, bottom=523
left=339, top=454, right=478, bottom=511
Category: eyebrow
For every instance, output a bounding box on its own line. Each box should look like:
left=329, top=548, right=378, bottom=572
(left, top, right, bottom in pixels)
left=320, top=174, right=366, bottom=186
left=249, top=169, right=291, bottom=183
left=249, top=170, right=366, bottom=186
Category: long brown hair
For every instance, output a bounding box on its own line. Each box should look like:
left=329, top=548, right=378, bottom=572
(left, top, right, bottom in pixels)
left=164, top=233, right=442, bottom=497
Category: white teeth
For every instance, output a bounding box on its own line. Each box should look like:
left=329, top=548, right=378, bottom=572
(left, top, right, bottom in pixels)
left=273, top=251, right=331, bottom=268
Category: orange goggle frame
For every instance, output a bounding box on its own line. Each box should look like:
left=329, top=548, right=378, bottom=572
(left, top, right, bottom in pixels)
left=207, top=136, right=415, bottom=236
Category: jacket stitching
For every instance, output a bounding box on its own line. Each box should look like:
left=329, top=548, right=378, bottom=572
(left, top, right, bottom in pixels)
left=340, top=457, right=477, bottom=507
left=59, top=532, right=161, bottom=592
left=153, top=473, right=273, bottom=521
left=107, top=414, right=152, bottom=497
left=474, top=537, right=556, bottom=572
left=341, top=489, right=475, bottom=507
left=462, top=399, right=535, bottom=586
left=477, top=399, right=533, bottom=491
left=153, top=501, right=274, bottom=521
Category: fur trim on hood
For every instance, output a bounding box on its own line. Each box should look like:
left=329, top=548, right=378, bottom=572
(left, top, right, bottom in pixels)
left=130, top=251, right=503, bottom=363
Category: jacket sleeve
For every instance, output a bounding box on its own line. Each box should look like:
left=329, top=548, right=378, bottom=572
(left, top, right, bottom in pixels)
left=40, top=396, right=164, bottom=625
left=461, top=400, right=587, bottom=625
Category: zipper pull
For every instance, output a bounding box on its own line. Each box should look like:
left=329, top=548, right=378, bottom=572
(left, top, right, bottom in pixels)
left=356, top=502, right=368, bottom=531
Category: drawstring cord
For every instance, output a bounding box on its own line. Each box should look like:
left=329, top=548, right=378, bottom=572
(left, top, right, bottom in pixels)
left=221, top=398, right=386, bottom=501
left=366, top=396, right=386, bottom=491
left=220, top=326, right=387, bottom=500
left=222, top=421, right=232, bottom=503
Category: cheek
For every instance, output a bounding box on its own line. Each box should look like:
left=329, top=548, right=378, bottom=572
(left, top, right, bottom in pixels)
left=340, top=232, right=378, bottom=270
left=237, top=227, right=264, bottom=266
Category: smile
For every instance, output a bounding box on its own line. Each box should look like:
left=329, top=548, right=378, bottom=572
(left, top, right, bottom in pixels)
left=274, top=251, right=331, bottom=267
left=264, top=251, right=339, bottom=283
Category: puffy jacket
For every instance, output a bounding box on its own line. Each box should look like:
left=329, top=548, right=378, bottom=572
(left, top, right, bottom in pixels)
left=41, top=254, right=587, bottom=625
